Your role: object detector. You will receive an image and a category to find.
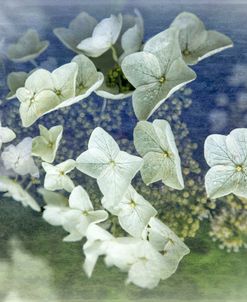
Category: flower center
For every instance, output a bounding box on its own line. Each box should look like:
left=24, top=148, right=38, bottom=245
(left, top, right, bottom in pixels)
left=163, top=151, right=169, bottom=158
left=48, top=142, right=53, bottom=148
left=129, top=200, right=136, bottom=208
left=236, top=165, right=244, bottom=172
left=82, top=210, right=89, bottom=216
left=55, top=89, right=62, bottom=96
left=159, top=76, right=166, bottom=84
left=183, top=48, right=191, bottom=56
left=79, top=83, right=85, bottom=90
left=109, top=160, right=116, bottom=167
left=59, top=171, right=65, bottom=176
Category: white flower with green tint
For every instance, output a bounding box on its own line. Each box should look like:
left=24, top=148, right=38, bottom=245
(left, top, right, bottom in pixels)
left=62, top=186, right=108, bottom=242
left=1, top=137, right=39, bottom=178
left=54, top=54, right=104, bottom=109
left=42, top=159, right=76, bottom=192
left=102, top=185, right=157, bottom=238
left=76, top=127, right=143, bottom=207
left=32, top=125, right=63, bottom=163
left=0, top=176, right=40, bottom=211
left=7, top=29, right=49, bottom=63
left=16, top=63, right=78, bottom=127
left=77, top=14, right=122, bottom=57
left=134, top=119, right=184, bottom=190
left=170, top=12, right=233, bottom=65
left=0, top=122, right=16, bottom=150
left=147, top=217, right=190, bottom=275
left=38, top=188, right=70, bottom=226
left=83, top=224, right=180, bottom=289
left=122, top=28, right=196, bottom=120
left=205, top=128, right=247, bottom=199
left=93, top=10, right=143, bottom=100
left=6, top=71, right=29, bottom=100
left=53, top=12, right=97, bottom=53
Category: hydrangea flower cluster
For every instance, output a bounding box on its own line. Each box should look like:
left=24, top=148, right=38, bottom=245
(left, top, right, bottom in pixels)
left=0, top=9, right=238, bottom=289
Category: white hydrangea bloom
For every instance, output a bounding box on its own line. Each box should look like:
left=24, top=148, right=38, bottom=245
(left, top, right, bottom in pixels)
left=54, top=12, right=97, bottom=54
left=205, top=128, right=247, bottom=199
left=76, top=127, right=143, bottom=207
left=16, top=63, right=78, bottom=127
left=1, top=137, right=39, bottom=178
left=134, top=119, right=184, bottom=189
left=170, top=12, right=233, bottom=65
left=42, top=159, right=76, bottom=192
left=122, top=28, right=196, bottom=120
left=0, top=176, right=40, bottom=211
left=32, top=124, right=63, bottom=163
left=62, top=186, right=108, bottom=242
left=7, top=29, right=49, bottom=63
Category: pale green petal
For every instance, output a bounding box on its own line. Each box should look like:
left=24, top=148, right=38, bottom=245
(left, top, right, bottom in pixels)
left=97, top=151, right=143, bottom=207
left=69, top=185, right=93, bottom=211
left=38, top=188, right=68, bottom=207
left=76, top=148, right=109, bottom=178
left=51, top=62, right=78, bottom=101
left=88, top=127, right=120, bottom=158
left=7, top=29, right=49, bottom=63
left=204, top=134, right=234, bottom=166
left=170, top=12, right=207, bottom=54
left=72, top=54, right=99, bottom=95
left=56, top=159, right=76, bottom=173
left=53, top=12, right=97, bottom=53
left=24, top=69, right=54, bottom=93
left=120, top=20, right=143, bottom=61
left=132, top=57, right=196, bottom=120
left=134, top=121, right=162, bottom=156
left=226, top=128, right=247, bottom=165
left=140, top=152, right=166, bottom=185
left=6, top=71, right=29, bottom=100
left=134, top=119, right=184, bottom=189
left=144, top=28, right=181, bottom=72
left=121, top=52, right=162, bottom=88
left=77, top=14, right=123, bottom=57
left=170, top=12, right=233, bottom=65
left=32, top=125, right=63, bottom=163
left=117, top=186, right=157, bottom=238
left=205, top=165, right=239, bottom=199
left=18, top=89, right=60, bottom=127
left=190, top=31, right=233, bottom=64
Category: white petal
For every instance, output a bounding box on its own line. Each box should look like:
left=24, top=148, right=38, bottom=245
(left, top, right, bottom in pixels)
left=205, top=165, right=239, bottom=199
left=69, top=185, right=93, bottom=211
left=117, top=186, right=157, bottom=237
left=204, top=134, right=234, bottom=166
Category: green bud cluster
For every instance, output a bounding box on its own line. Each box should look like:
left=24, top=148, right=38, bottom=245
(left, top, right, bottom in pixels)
left=106, top=65, right=134, bottom=93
